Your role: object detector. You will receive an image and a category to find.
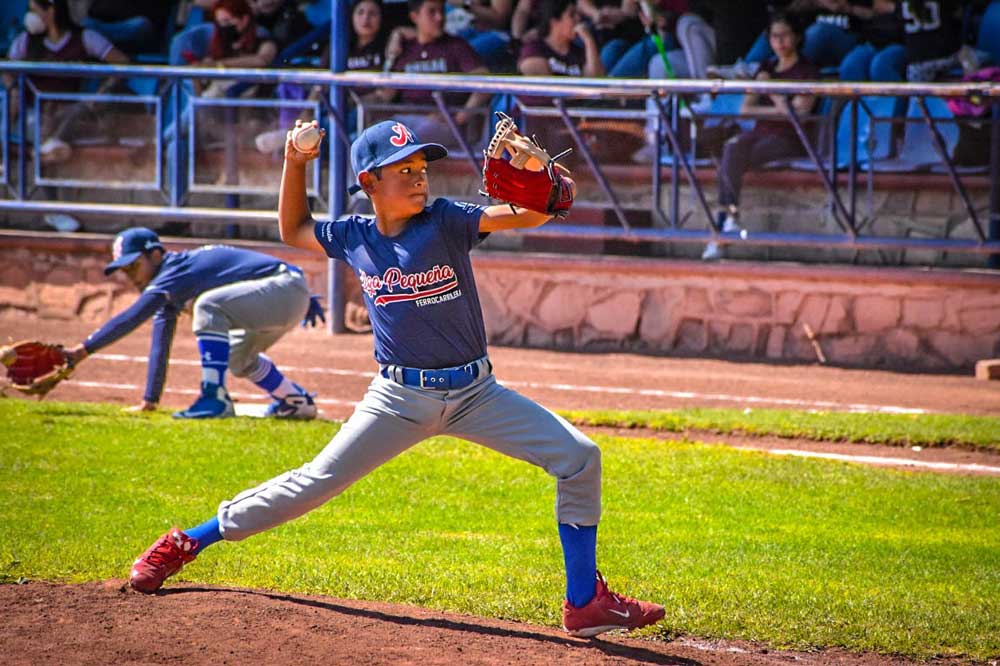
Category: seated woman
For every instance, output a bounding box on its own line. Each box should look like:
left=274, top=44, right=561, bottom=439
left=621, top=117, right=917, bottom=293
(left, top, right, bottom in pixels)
left=516, top=0, right=604, bottom=146
left=194, top=0, right=277, bottom=97
left=518, top=0, right=603, bottom=78
left=703, top=11, right=819, bottom=261
left=255, top=0, right=388, bottom=153
left=4, top=0, right=129, bottom=165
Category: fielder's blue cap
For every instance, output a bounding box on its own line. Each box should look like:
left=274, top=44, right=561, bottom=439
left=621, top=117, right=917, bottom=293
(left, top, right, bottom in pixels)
left=104, top=227, right=164, bottom=275
left=348, top=120, right=448, bottom=194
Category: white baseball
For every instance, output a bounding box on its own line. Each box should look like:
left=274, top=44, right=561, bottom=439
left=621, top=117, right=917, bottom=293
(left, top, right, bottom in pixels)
left=292, top=125, right=322, bottom=152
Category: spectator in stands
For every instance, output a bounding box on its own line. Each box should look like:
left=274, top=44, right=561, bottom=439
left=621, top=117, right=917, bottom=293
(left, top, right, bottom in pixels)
left=250, top=0, right=313, bottom=54
left=255, top=0, right=387, bottom=153
left=444, top=0, right=515, bottom=72
left=898, top=0, right=973, bottom=81
left=194, top=0, right=277, bottom=97
left=702, top=11, right=819, bottom=261
left=510, top=0, right=536, bottom=40
left=575, top=0, right=642, bottom=72
left=518, top=0, right=604, bottom=78
left=515, top=0, right=603, bottom=146
left=375, top=0, right=492, bottom=145
left=598, top=0, right=689, bottom=78
left=81, top=1, right=173, bottom=57
left=836, top=1, right=904, bottom=82
left=772, top=1, right=864, bottom=69
left=4, top=0, right=129, bottom=165
left=712, top=0, right=884, bottom=78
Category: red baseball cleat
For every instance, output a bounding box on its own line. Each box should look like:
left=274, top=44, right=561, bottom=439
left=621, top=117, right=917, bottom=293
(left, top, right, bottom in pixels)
left=129, top=527, right=199, bottom=593
left=562, top=571, right=666, bottom=638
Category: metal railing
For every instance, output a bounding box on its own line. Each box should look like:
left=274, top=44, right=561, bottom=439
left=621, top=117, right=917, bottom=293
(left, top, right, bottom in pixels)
left=1, top=59, right=998, bottom=328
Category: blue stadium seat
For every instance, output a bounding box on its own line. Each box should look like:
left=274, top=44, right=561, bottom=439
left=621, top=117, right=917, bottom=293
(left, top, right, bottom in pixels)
left=303, top=0, right=332, bottom=28
left=977, top=0, right=1000, bottom=65
left=702, top=94, right=755, bottom=132
left=870, top=96, right=959, bottom=172
left=855, top=96, right=896, bottom=165
left=0, top=0, right=28, bottom=55
left=168, top=23, right=214, bottom=66
left=781, top=97, right=849, bottom=171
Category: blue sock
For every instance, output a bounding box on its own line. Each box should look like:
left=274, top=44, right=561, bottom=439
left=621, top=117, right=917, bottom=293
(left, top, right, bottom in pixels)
left=197, top=334, right=230, bottom=387
left=253, top=357, right=284, bottom=394
left=184, top=516, right=223, bottom=555
left=558, top=522, right=598, bottom=608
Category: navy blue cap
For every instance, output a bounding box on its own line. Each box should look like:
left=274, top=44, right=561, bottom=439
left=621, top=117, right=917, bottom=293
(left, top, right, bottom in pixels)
left=348, top=120, right=448, bottom=194
left=104, top=227, right=164, bottom=275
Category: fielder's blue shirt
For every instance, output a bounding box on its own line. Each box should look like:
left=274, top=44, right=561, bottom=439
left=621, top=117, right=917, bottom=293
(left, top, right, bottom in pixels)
left=315, top=198, right=488, bottom=369
left=84, top=245, right=298, bottom=401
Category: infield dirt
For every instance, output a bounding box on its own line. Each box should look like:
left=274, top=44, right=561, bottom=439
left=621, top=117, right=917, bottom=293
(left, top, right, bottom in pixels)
left=0, top=581, right=979, bottom=666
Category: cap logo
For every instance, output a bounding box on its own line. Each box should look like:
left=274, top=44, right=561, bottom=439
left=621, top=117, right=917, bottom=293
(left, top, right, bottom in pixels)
left=112, top=235, right=124, bottom=260
left=389, top=123, right=414, bottom=147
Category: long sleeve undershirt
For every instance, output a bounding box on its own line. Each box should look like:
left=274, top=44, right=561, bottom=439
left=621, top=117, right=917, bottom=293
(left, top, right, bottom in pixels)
left=82, top=290, right=179, bottom=403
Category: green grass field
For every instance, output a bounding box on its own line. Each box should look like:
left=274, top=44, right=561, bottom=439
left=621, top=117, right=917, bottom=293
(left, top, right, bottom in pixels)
left=563, top=408, right=1000, bottom=451
left=1, top=400, right=998, bottom=660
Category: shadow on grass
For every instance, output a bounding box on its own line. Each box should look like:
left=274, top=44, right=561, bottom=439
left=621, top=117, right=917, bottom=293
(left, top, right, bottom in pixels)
left=162, top=586, right=698, bottom=665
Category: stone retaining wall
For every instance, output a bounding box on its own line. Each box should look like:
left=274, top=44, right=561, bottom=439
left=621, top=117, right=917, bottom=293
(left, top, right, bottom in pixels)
left=1, top=231, right=997, bottom=372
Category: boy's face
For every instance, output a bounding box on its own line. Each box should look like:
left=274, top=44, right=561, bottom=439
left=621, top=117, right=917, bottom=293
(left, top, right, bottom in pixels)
left=410, top=0, right=444, bottom=40
left=121, top=252, right=158, bottom=291
left=365, top=152, right=429, bottom=217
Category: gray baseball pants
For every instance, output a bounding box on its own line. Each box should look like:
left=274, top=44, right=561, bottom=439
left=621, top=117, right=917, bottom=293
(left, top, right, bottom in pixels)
left=191, top=267, right=310, bottom=377
left=217, top=368, right=602, bottom=540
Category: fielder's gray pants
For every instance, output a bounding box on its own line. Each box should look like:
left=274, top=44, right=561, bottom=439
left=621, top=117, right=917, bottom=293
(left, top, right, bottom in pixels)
left=217, top=370, right=602, bottom=539
left=191, top=267, right=310, bottom=377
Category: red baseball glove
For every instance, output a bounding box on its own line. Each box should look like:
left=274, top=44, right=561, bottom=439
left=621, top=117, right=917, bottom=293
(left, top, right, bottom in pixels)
left=0, top=340, right=75, bottom=398
left=481, top=112, right=576, bottom=219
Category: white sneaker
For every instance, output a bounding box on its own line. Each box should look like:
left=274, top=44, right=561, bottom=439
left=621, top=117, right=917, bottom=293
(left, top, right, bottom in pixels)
left=701, top=215, right=741, bottom=261
left=39, top=137, right=72, bottom=164
left=701, top=241, right=722, bottom=261
left=254, top=129, right=287, bottom=154
left=265, top=389, right=317, bottom=420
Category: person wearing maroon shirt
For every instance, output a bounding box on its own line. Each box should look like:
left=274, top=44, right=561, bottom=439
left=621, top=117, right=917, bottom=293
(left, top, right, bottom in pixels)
left=515, top=0, right=604, bottom=144
left=703, top=12, right=819, bottom=261
left=376, top=0, right=492, bottom=146
left=3, top=0, right=129, bottom=165
left=256, top=0, right=387, bottom=153
left=518, top=0, right=604, bottom=78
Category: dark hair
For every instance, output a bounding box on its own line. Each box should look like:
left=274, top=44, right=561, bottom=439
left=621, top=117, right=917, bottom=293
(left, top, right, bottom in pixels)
left=408, top=0, right=441, bottom=13
left=26, top=0, right=79, bottom=60
left=209, top=0, right=259, bottom=60
left=350, top=0, right=384, bottom=52
left=767, top=11, right=804, bottom=39
left=538, top=0, right=575, bottom=39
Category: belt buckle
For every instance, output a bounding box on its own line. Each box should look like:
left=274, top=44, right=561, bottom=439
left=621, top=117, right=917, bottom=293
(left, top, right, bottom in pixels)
left=419, top=370, right=445, bottom=389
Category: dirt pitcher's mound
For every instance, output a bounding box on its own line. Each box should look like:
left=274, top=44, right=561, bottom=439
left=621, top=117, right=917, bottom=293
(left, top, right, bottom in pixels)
left=0, top=581, right=960, bottom=666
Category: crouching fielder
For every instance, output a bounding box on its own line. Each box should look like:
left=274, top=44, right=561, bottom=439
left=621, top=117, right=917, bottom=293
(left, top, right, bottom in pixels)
left=66, top=227, right=321, bottom=419
left=128, top=119, right=665, bottom=638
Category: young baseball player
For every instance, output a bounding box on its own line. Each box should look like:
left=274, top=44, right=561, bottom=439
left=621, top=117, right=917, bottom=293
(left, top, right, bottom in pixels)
left=128, top=119, right=665, bottom=638
left=64, top=227, right=322, bottom=419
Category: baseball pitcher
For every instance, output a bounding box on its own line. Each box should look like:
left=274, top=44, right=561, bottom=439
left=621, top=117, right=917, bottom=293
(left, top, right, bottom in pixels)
left=128, top=118, right=664, bottom=638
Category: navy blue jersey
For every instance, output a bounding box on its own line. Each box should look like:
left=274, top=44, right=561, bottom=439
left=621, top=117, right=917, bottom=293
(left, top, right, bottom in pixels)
left=315, top=198, right=488, bottom=369
left=84, top=245, right=298, bottom=402
left=145, top=245, right=292, bottom=307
